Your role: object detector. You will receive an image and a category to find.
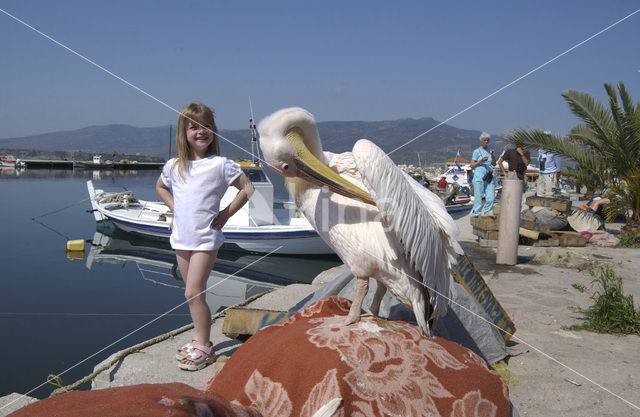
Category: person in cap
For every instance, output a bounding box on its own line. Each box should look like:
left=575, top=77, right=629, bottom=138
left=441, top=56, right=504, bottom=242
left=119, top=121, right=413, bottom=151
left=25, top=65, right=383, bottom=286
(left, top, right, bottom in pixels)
left=470, top=132, right=496, bottom=216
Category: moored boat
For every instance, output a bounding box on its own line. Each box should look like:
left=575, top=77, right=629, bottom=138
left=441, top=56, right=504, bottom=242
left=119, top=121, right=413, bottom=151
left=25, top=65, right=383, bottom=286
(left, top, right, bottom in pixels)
left=86, top=165, right=334, bottom=255
left=0, top=155, right=17, bottom=167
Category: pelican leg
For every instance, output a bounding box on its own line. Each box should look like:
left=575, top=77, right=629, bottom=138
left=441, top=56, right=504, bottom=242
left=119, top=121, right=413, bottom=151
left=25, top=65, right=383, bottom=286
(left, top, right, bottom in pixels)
left=324, top=277, right=368, bottom=327
left=369, top=281, right=387, bottom=317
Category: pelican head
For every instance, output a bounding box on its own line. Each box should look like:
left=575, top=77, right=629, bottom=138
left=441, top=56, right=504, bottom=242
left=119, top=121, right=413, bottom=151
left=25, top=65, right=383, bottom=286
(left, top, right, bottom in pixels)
left=258, top=107, right=374, bottom=205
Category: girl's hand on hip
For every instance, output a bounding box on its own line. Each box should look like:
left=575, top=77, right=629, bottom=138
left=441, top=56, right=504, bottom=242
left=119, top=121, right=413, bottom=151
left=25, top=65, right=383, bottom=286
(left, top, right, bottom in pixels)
left=211, top=208, right=230, bottom=230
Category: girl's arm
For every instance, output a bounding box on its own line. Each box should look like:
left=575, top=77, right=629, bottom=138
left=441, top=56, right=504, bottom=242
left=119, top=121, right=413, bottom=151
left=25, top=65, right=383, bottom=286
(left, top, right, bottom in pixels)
left=156, top=177, right=174, bottom=212
left=211, top=173, right=254, bottom=229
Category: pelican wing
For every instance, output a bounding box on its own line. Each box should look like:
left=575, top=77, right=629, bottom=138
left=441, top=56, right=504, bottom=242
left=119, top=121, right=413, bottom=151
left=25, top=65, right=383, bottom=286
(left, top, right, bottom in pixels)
left=352, top=139, right=459, bottom=319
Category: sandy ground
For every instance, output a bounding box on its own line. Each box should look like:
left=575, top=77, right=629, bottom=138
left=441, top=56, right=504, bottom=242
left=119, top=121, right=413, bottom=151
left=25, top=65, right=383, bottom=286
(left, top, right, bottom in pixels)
left=2, top=212, right=639, bottom=416
left=455, top=213, right=640, bottom=416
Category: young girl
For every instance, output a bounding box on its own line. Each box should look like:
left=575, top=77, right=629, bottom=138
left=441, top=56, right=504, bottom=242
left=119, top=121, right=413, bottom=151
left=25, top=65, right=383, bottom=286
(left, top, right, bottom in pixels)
left=156, top=103, right=254, bottom=371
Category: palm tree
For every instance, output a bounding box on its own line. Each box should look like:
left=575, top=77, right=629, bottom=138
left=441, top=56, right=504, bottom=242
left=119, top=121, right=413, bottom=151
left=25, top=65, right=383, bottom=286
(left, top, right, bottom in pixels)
left=508, top=82, right=640, bottom=230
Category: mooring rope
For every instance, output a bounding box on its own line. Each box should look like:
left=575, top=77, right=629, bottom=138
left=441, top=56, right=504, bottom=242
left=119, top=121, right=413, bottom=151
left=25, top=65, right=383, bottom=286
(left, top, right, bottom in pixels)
left=49, top=290, right=273, bottom=397
left=31, top=196, right=93, bottom=241
left=32, top=196, right=91, bottom=220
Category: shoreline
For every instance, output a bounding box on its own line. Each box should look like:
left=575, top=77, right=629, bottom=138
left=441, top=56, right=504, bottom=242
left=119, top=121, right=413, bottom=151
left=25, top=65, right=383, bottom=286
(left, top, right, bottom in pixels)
left=2, top=212, right=639, bottom=416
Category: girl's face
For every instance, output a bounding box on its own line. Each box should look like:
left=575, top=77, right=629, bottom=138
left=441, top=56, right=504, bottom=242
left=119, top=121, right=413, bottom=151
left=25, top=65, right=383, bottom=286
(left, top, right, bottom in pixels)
left=186, top=120, right=214, bottom=159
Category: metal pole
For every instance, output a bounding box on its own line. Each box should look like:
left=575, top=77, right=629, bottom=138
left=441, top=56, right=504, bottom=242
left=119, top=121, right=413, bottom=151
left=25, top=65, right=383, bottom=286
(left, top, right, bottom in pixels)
left=168, top=125, right=172, bottom=160
left=496, top=178, right=522, bottom=265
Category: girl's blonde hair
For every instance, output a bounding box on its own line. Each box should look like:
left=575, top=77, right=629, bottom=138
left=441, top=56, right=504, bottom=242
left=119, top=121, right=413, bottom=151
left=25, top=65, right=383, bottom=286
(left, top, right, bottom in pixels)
left=174, top=103, right=220, bottom=178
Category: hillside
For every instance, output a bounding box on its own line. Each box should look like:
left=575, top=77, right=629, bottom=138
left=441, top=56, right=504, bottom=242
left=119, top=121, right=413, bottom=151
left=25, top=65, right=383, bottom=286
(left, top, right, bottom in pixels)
left=0, top=118, right=506, bottom=166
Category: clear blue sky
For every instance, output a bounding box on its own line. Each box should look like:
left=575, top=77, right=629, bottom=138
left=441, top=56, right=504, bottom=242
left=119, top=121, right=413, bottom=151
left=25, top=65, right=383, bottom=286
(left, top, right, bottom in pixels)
left=1, top=1, right=639, bottom=141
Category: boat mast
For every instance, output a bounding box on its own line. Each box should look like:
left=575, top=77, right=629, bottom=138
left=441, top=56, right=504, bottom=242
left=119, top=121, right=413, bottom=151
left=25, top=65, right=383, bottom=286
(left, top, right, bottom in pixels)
left=249, top=97, right=259, bottom=166
left=168, top=124, right=172, bottom=159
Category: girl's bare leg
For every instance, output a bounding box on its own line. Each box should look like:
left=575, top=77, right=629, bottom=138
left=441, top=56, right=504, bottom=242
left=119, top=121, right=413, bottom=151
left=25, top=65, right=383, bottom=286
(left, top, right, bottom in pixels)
left=176, top=249, right=218, bottom=357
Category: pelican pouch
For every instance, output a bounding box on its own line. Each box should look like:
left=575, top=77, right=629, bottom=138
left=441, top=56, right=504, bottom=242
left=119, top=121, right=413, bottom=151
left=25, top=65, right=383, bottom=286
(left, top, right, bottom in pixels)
left=483, top=171, right=493, bottom=183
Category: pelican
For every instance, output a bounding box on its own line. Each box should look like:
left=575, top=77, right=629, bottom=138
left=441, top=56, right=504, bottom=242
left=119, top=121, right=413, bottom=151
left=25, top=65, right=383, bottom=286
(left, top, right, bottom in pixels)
left=258, top=107, right=462, bottom=335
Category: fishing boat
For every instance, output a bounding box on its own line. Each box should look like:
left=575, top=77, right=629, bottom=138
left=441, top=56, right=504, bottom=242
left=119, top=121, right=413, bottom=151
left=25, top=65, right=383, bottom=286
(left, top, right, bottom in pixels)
left=0, top=155, right=17, bottom=168
left=86, top=165, right=334, bottom=255
left=73, top=155, right=114, bottom=170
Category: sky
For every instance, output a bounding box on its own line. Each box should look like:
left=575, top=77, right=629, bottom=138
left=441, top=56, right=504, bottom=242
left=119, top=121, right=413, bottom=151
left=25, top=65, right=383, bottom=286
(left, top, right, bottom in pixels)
left=1, top=1, right=639, bottom=143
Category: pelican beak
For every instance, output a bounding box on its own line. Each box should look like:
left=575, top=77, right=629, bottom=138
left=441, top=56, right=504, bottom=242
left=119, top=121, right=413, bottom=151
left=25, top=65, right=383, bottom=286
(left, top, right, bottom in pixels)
left=285, top=127, right=375, bottom=206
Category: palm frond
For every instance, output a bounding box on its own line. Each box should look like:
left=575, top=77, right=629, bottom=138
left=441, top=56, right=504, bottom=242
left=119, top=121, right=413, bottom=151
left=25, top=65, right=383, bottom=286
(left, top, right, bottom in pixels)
left=562, top=89, right=614, bottom=143
left=509, top=128, right=606, bottom=174
left=511, top=82, right=639, bottom=223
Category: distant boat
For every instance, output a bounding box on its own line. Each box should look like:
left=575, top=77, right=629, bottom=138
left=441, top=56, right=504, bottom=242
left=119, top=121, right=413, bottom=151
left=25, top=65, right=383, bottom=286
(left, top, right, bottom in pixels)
left=86, top=165, right=334, bottom=255
left=0, top=155, right=17, bottom=168
left=73, top=155, right=114, bottom=170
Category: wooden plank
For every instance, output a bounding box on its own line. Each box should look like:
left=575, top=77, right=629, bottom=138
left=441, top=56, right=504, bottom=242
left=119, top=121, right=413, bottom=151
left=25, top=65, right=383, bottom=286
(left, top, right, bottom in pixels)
left=470, top=215, right=499, bottom=230
left=519, top=218, right=550, bottom=234
left=548, top=231, right=588, bottom=247
left=222, top=308, right=294, bottom=340
left=558, top=235, right=587, bottom=247
left=519, top=227, right=539, bottom=240
left=452, top=254, right=516, bottom=342
left=525, top=196, right=572, bottom=212
left=472, top=227, right=499, bottom=240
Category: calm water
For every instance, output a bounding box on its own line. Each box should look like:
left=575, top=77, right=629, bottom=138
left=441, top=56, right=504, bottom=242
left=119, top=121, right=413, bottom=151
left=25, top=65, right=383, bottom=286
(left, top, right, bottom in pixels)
left=0, top=168, right=340, bottom=399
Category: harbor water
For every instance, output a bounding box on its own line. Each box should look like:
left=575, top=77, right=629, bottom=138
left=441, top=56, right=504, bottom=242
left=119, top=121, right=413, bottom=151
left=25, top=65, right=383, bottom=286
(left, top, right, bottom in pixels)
left=0, top=168, right=340, bottom=399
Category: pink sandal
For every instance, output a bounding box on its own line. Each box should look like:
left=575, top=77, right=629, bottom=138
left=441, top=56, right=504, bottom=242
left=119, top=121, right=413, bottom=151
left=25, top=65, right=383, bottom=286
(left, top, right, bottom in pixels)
left=178, top=341, right=215, bottom=371
left=175, top=340, right=196, bottom=361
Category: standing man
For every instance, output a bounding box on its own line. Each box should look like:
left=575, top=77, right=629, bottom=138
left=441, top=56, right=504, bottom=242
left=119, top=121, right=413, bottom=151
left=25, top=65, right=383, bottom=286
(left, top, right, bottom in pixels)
left=470, top=132, right=496, bottom=216
left=497, top=146, right=530, bottom=181
left=537, top=131, right=561, bottom=198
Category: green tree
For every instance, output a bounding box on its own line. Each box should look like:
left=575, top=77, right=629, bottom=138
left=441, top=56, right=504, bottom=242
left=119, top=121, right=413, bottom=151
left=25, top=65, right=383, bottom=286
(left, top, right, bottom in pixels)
left=509, top=82, right=640, bottom=230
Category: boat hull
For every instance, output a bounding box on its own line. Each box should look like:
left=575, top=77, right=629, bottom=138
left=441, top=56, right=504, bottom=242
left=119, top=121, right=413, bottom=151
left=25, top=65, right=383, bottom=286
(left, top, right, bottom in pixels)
left=103, top=215, right=332, bottom=255
left=87, top=180, right=334, bottom=255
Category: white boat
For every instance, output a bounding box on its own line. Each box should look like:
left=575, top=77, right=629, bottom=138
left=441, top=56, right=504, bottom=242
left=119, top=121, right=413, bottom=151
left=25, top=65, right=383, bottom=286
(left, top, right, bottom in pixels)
left=86, top=165, right=334, bottom=255
left=443, top=163, right=473, bottom=190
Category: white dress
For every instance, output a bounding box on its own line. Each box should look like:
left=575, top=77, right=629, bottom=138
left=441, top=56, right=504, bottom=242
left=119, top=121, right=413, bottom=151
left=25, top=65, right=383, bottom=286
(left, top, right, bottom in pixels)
left=160, top=156, right=242, bottom=250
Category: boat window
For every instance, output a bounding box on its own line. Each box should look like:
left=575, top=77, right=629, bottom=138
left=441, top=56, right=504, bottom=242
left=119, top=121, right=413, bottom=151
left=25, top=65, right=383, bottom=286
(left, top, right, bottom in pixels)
left=242, top=167, right=269, bottom=183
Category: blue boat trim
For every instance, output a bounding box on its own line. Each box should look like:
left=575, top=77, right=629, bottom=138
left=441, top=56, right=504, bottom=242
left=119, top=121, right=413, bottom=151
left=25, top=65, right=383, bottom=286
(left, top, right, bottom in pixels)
left=109, top=217, right=171, bottom=235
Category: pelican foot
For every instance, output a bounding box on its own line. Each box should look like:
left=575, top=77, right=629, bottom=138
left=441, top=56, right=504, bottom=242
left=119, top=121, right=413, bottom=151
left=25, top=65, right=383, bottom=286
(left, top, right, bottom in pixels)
left=322, top=314, right=360, bottom=328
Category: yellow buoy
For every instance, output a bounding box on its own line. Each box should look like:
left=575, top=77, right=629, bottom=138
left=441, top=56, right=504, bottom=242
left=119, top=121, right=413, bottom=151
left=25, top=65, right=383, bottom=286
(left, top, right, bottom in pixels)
left=66, top=239, right=85, bottom=252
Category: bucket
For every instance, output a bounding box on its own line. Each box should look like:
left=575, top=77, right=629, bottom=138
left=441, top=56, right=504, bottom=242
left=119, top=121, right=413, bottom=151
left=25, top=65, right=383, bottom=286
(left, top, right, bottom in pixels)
left=66, top=239, right=85, bottom=252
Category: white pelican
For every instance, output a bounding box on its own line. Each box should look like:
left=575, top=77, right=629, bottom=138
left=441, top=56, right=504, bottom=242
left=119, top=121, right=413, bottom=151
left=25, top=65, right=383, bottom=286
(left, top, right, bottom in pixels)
left=258, top=107, right=462, bottom=335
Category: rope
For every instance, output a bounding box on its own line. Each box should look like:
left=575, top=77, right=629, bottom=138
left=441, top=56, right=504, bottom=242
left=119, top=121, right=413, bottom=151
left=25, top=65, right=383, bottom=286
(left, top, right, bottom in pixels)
left=31, top=219, right=71, bottom=241
left=31, top=196, right=93, bottom=241
left=32, top=197, right=91, bottom=220
left=49, top=290, right=272, bottom=397
left=46, top=374, right=63, bottom=388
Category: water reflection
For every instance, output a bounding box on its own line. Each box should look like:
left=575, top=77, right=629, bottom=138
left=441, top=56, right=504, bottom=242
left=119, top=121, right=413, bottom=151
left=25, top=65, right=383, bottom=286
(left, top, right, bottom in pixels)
left=87, top=222, right=342, bottom=313
left=0, top=167, right=151, bottom=180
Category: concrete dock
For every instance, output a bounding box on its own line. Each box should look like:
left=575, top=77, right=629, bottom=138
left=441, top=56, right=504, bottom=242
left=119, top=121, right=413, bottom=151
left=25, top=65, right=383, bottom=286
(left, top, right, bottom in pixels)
left=3, top=210, right=639, bottom=417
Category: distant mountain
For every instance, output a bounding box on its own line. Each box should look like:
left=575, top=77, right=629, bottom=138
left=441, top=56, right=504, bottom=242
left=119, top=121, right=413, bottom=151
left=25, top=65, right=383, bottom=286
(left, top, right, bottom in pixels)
left=0, top=119, right=506, bottom=166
